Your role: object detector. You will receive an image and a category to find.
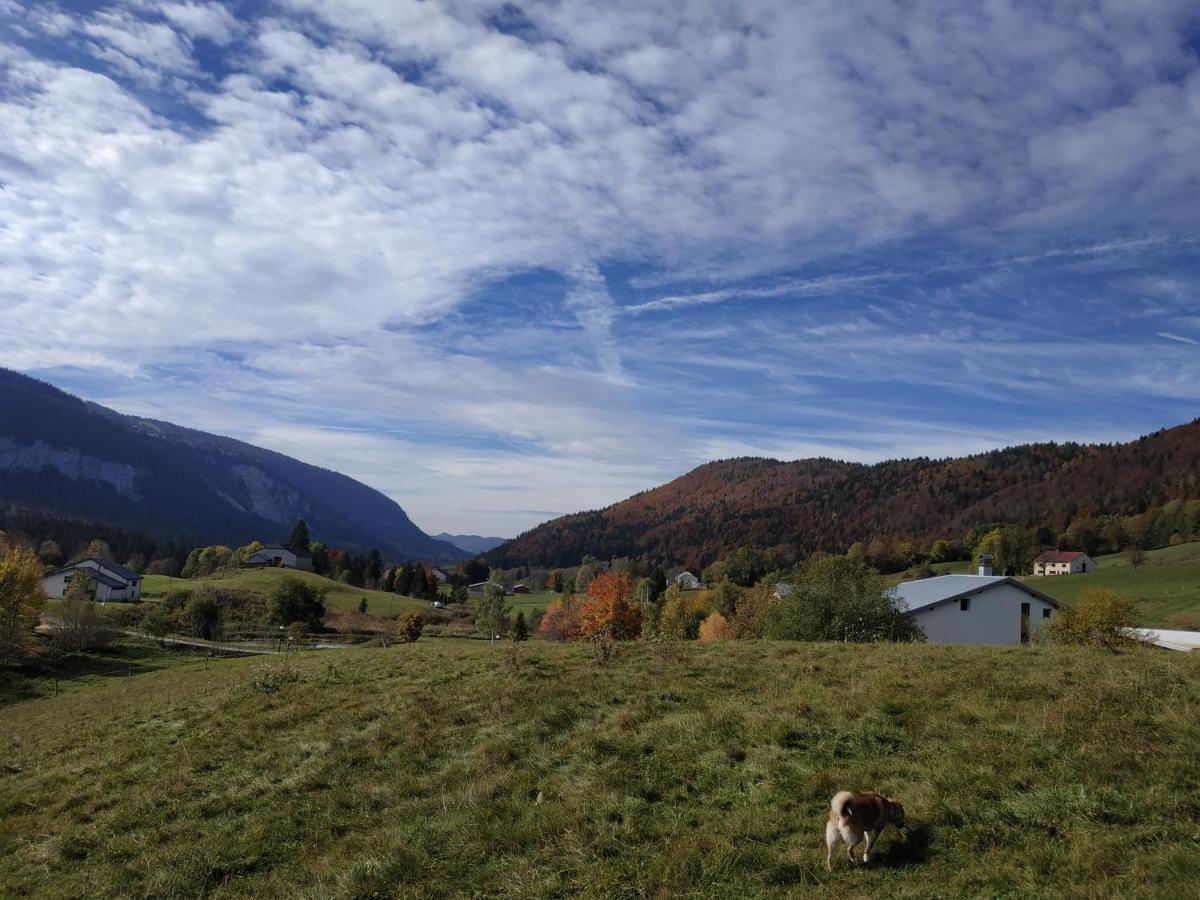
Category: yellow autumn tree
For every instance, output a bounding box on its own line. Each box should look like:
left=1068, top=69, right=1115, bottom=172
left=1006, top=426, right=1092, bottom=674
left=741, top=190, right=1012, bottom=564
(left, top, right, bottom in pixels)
left=697, top=611, right=730, bottom=641
left=0, top=540, right=47, bottom=663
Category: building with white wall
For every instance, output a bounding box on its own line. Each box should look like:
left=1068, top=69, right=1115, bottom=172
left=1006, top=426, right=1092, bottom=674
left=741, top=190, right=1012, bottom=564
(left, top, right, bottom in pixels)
left=1032, top=551, right=1096, bottom=576
left=41, top=558, right=143, bottom=602
left=895, top=558, right=1058, bottom=645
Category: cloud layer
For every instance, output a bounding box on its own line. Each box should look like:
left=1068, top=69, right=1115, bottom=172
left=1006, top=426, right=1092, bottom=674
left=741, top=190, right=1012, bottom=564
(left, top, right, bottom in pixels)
left=2, top=1, right=1199, bottom=536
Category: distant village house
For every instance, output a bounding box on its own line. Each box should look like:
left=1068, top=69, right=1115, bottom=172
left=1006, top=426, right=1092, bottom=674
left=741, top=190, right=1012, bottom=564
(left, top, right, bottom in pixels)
left=42, top=558, right=143, bottom=602
left=244, top=543, right=313, bottom=571
left=675, top=571, right=702, bottom=590
left=1032, top=551, right=1096, bottom=576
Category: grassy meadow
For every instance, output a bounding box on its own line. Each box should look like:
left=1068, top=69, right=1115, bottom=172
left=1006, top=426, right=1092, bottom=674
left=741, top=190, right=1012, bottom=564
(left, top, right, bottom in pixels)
left=141, top=568, right=431, bottom=616
left=2, top=639, right=1198, bottom=898
left=1017, top=542, right=1200, bottom=626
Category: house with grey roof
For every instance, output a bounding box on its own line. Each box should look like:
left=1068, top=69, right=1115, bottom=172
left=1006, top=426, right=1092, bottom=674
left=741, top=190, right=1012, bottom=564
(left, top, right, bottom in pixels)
left=675, top=571, right=702, bottom=590
left=42, top=558, right=143, bottom=602
left=244, top=543, right=313, bottom=571
left=894, top=556, right=1058, bottom=645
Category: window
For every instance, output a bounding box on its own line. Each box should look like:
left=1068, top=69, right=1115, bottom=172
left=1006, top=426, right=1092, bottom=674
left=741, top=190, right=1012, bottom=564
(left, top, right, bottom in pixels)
left=1042, top=608, right=1052, bottom=619
left=960, top=597, right=971, bottom=611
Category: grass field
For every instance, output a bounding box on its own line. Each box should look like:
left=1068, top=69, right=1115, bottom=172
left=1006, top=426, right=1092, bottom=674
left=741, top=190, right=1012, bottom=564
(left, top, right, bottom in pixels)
left=1018, top=542, right=1200, bottom=626
left=141, top=568, right=431, bottom=616
left=504, top=589, right=557, bottom=617
left=2, top=639, right=1198, bottom=897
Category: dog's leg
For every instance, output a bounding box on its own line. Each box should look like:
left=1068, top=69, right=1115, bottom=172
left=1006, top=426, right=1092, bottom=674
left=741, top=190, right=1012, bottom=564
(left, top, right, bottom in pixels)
left=845, top=830, right=859, bottom=864
left=825, top=820, right=840, bottom=871
left=862, top=829, right=878, bottom=864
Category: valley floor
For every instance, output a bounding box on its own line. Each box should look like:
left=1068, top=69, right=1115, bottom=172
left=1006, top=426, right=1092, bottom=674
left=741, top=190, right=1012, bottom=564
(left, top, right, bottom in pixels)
left=2, top=639, right=1198, bottom=898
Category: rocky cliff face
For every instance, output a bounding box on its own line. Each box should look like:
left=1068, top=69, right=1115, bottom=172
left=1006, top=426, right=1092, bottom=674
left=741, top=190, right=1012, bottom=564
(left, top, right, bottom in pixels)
left=0, top=368, right=464, bottom=562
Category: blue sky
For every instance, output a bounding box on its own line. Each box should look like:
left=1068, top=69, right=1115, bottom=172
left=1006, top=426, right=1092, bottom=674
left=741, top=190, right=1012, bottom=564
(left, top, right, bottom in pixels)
left=2, top=1, right=1200, bottom=537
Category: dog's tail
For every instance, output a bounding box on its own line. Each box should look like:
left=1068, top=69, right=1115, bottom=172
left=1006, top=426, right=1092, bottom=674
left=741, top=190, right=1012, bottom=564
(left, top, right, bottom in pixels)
left=830, top=790, right=854, bottom=822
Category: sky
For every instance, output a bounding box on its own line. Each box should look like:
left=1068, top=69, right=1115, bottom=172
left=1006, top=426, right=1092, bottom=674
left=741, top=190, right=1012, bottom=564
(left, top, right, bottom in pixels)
left=2, top=1, right=1200, bottom=538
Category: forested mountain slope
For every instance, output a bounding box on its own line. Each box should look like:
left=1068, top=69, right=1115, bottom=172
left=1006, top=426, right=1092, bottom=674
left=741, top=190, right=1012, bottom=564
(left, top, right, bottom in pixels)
left=0, top=368, right=462, bottom=561
left=490, top=421, right=1200, bottom=569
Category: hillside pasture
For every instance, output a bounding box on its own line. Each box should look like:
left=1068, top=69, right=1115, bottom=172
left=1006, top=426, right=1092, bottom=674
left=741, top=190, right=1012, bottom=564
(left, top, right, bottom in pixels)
left=141, top=568, right=431, bottom=616
left=1017, top=542, right=1200, bottom=626
left=2, top=639, right=1198, bottom=898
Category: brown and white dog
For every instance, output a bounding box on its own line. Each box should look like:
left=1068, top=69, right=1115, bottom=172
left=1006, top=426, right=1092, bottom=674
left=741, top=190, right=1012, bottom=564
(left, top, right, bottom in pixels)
left=824, top=790, right=906, bottom=869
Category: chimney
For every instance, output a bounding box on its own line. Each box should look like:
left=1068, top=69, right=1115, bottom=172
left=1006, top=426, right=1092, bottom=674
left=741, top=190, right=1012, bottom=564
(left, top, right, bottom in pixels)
left=977, top=554, right=994, bottom=577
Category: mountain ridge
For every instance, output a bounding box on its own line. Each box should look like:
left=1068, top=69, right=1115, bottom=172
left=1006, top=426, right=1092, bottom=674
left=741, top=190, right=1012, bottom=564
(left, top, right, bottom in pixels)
left=488, top=421, right=1200, bottom=570
left=434, top=532, right=508, bottom=555
left=0, top=368, right=464, bottom=563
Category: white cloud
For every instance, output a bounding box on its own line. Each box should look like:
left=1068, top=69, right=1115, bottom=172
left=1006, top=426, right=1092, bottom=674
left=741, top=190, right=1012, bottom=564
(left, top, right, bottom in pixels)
left=1, top=1, right=1199, bottom=533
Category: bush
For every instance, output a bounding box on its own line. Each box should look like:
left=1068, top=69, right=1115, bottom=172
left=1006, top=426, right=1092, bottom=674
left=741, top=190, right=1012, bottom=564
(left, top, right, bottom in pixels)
left=52, top=575, right=117, bottom=651
left=0, top=540, right=47, bottom=663
left=266, top=577, right=326, bottom=631
left=728, top=583, right=776, bottom=639
left=183, top=589, right=223, bottom=640
left=658, top=585, right=714, bottom=640
left=539, top=596, right=583, bottom=641
left=579, top=572, right=642, bottom=640
left=697, top=611, right=730, bottom=641
left=393, top=613, right=423, bottom=643
left=761, top=556, right=923, bottom=642
left=1043, top=587, right=1139, bottom=651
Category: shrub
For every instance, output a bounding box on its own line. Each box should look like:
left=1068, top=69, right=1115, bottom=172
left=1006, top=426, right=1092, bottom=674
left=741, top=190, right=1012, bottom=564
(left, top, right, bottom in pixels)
left=697, top=611, right=730, bottom=641
left=579, top=572, right=642, bottom=640
left=761, top=556, right=923, bottom=642
left=0, top=540, right=47, bottom=663
left=1044, top=587, right=1139, bottom=651
left=1164, top=611, right=1200, bottom=631
left=184, top=589, right=223, bottom=640
left=512, top=611, right=529, bottom=641
left=52, top=574, right=116, bottom=651
left=658, top=585, right=713, bottom=640
left=393, top=613, right=423, bottom=643
left=539, top=595, right=583, bottom=641
left=728, top=583, right=776, bottom=639
left=266, top=577, right=326, bottom=631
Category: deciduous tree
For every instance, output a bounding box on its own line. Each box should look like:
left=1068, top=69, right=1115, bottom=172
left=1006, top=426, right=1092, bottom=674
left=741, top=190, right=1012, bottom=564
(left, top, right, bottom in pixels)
left=0, top=541, right=47, bottom=662
left=579, top=572, right=642, bottom=640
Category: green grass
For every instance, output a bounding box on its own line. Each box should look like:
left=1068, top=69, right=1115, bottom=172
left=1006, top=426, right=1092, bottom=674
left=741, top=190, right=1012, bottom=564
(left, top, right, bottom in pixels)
left=0, top=640, right=197, bottom=707
left=141, top=568, right=430, bottom=616
left=1019, top=542, right=1200, bottom=626
left=2, top=639, right=1198, bottom=897
left=504, top=590, right=558, bottom=617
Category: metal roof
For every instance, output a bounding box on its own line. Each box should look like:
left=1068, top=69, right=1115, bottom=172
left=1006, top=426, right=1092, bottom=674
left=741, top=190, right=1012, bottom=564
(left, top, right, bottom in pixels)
left=1034, top=551, right=1085, bottom=563
left=893, top=574, right=1059, bottom=614
left=49, top=557, right=140, bottom=583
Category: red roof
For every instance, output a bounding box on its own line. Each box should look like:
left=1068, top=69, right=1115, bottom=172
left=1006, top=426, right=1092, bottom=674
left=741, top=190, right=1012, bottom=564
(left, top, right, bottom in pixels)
left=1035, top=551, right=1084, bottom=563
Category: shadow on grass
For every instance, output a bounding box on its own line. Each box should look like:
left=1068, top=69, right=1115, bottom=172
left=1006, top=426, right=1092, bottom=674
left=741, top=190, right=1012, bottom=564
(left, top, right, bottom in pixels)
left=0, top=640, right=191, bottom=707
left=881, top=822, right=934, bottom=868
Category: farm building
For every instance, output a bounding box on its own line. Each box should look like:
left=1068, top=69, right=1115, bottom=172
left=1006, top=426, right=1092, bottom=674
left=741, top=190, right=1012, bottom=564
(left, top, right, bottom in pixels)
left=511, top=584, right=531, bottom=594
left=244, top=543, right=313, bottom=571
left=41, top=558, right=143, bottom=602
left=1032, top=551, right=1096, bottom=576
left=894, top=559, right=1058, bottom=645
left=468, top=581, right=506, bottom=595
left=431, top=568, right=449, bottom=583
left=675, top=571, right=702, bottom=590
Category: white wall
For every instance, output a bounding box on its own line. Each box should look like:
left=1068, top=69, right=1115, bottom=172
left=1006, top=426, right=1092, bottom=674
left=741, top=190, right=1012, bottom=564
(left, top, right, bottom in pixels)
left=41, top=572, right=69, bottom=599
left=913, top=582, right=1056, bottom=645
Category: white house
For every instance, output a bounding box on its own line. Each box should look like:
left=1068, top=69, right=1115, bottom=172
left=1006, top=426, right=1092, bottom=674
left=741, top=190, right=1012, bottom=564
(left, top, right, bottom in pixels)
left=431, top=567, right=450, bottom=583
left=894, top=559, right=1058, bottom=645
left=1032, top=551, right=1096, bottom=576
left=675, top=571, right=702, bottom=590
left=42, top=558, right=143, bottom=602
left=244, top=543, right=313, bottom=571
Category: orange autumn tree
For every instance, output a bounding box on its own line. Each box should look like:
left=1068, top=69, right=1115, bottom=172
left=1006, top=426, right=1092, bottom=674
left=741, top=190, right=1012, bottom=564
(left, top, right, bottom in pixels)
left=538, top=595, right=584, bottom=641
left=579, top=571, right=642, bottom=640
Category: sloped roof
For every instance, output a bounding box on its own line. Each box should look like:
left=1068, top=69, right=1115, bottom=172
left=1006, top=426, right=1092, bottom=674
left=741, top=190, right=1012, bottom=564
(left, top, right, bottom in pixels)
left=1034, top=551, right=1084, bottom=564
left=1126, top=628, right=1200, bottom=652
left=893, top=574, right=1059, bottom=614
left=260, top=543, right=312, bottom=559
left=49, top=557, right=140, bottom=582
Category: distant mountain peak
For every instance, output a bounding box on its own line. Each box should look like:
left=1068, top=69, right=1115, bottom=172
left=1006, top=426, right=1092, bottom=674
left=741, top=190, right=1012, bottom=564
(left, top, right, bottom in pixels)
left=0, top=368, right=465, bottom=562
left=434, top=532, right=508, bottom=555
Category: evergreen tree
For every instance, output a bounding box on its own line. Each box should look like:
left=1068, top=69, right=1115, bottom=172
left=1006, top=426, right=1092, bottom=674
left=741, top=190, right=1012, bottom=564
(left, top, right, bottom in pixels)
left=513, top=610, right=529, bottom=641
left=358, top=596, right=368, bottom=614
left=365, top=548, right=383, bottom=588
left=289, top=518, right=310, bottom=552
left=395, top=563, right=414, bottom=596
left=382, top=567, right=396, bottom=592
